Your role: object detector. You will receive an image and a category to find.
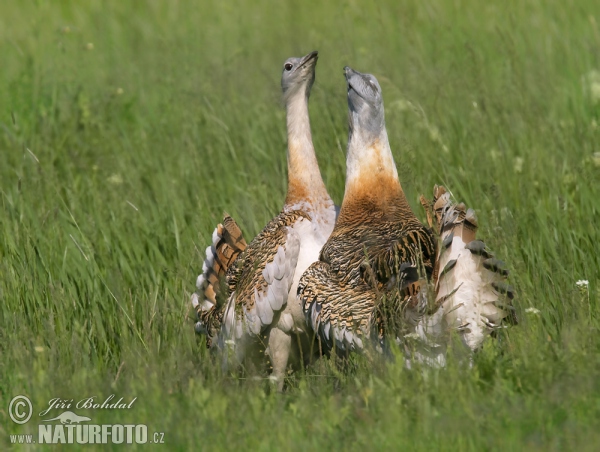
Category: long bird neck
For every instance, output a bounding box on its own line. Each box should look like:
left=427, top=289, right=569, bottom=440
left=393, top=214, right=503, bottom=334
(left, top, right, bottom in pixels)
left=338, top=126, right=414, bottom=224
left=284, top=91, right=330, bottom=209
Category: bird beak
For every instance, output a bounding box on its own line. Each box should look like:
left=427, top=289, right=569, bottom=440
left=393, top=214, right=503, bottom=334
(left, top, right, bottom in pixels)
left=299, top=51, right=319, bottom=68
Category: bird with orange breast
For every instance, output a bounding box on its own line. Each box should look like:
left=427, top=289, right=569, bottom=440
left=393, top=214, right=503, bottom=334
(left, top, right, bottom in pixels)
left=298, top=66, right=516, bottom=363
left=192, top=51, right=337, bottom=389
left=298, top=67, right=436, bottom=354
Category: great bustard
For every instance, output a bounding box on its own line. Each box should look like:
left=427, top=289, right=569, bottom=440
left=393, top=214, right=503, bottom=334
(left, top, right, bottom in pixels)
left=192, top=51, right=336, bottom=389
left=298, top=67, right=436, bottom=353
left=410, top=185, right=518, bottom=366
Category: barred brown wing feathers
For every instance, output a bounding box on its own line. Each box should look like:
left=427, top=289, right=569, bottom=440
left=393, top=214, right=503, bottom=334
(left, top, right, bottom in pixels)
left=192, top=214, right=248, bottom=347
left=301, top=218, right=435, bottom=353
left=207, top=215, right=247, bottom=300
left=371, top=226, right=435, bottom=287
left=298, top=260, right=374, bottom=353
left=219, top=215, right=247, bottom=265
left=224, top=209, right=308, bottom=335
left=233, top=210, right=309, bottom=309
left=195, top=209, right=310, bottom=346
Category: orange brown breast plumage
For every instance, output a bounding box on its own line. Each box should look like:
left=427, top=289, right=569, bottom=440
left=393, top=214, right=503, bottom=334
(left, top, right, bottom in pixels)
left=298, top=67, right=435, bottom=353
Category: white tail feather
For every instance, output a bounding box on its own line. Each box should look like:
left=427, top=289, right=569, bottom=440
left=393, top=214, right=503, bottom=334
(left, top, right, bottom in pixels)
left=412, top=186, right=516, bottom=364
left=193, top=226, right=222, bottom=331
left=192, top=215, right=248, bottom=347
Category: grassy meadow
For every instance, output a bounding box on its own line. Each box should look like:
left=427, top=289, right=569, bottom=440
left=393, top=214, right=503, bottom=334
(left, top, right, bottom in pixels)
left=1, top=0, right=600, bottom=449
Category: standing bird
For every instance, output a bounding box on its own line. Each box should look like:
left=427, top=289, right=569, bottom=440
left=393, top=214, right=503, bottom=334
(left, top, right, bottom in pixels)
left=410, top=186, right=518, bottom=366
left=192, top=51, right=337, bottom=389
left=298, top=67, right=436, bottom=353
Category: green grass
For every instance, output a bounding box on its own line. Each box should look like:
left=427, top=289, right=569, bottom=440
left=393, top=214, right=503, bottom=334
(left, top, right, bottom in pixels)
left=1, top=0, right=600, bottom=450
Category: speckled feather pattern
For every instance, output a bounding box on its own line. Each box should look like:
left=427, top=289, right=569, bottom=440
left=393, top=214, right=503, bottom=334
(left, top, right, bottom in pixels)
left=227, top=209, right=311, bottom=312
left=192, top=53, right=337, bottom=390
left=299, top=205, right=435, bottom=352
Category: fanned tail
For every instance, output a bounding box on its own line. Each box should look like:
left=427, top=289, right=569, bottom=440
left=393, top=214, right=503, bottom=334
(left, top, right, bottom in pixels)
left=423, top=185, right=517, bottom=353
left=411, top=186, right=517, bottom=365
left=191, top=214, right=247, bottom=347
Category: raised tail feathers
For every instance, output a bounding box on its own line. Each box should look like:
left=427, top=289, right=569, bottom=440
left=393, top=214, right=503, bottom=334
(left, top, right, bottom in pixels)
left=422, top=185, right=517, bottom=353
left=192, top=214, right=247, bottom=347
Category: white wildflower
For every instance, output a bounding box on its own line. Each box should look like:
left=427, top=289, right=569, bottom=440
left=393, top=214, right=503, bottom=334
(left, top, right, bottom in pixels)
left=428, top=125, right=441, bottom=143
left=525, top=307, right=540, bottom=315
left=576, top=280, right=589, bottom=288
left=514, top=157, right=524, bottom=173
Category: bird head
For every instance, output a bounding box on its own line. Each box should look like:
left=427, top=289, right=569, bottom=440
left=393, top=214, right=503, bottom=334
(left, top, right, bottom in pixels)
left=345, top=66, right=385, bottom=138
left=281, top=51, right=318, bottom=100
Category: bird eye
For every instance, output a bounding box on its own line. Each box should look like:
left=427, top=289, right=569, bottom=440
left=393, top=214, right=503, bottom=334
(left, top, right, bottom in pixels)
left=284, top=63, right=293, bottom=71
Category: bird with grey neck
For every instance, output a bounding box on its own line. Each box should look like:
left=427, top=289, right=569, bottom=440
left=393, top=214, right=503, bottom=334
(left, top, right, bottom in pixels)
left=192, top=51, right=336, bottom=389
left=298, top=67, right=435, bottom=354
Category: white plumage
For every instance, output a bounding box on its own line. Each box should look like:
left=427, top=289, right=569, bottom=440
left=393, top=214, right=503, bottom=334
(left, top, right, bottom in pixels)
left=191, top=51, right=336, bottom=390
left=409, top=186, right=517, bottom=366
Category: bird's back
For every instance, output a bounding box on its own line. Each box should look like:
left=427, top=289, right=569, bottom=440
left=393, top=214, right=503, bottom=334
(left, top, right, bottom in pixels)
left=227, top=209, right=311, bottom=310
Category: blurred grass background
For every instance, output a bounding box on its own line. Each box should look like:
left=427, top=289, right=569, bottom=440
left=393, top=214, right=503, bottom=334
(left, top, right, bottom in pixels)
left=1, top=0, right=599, bottom=449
